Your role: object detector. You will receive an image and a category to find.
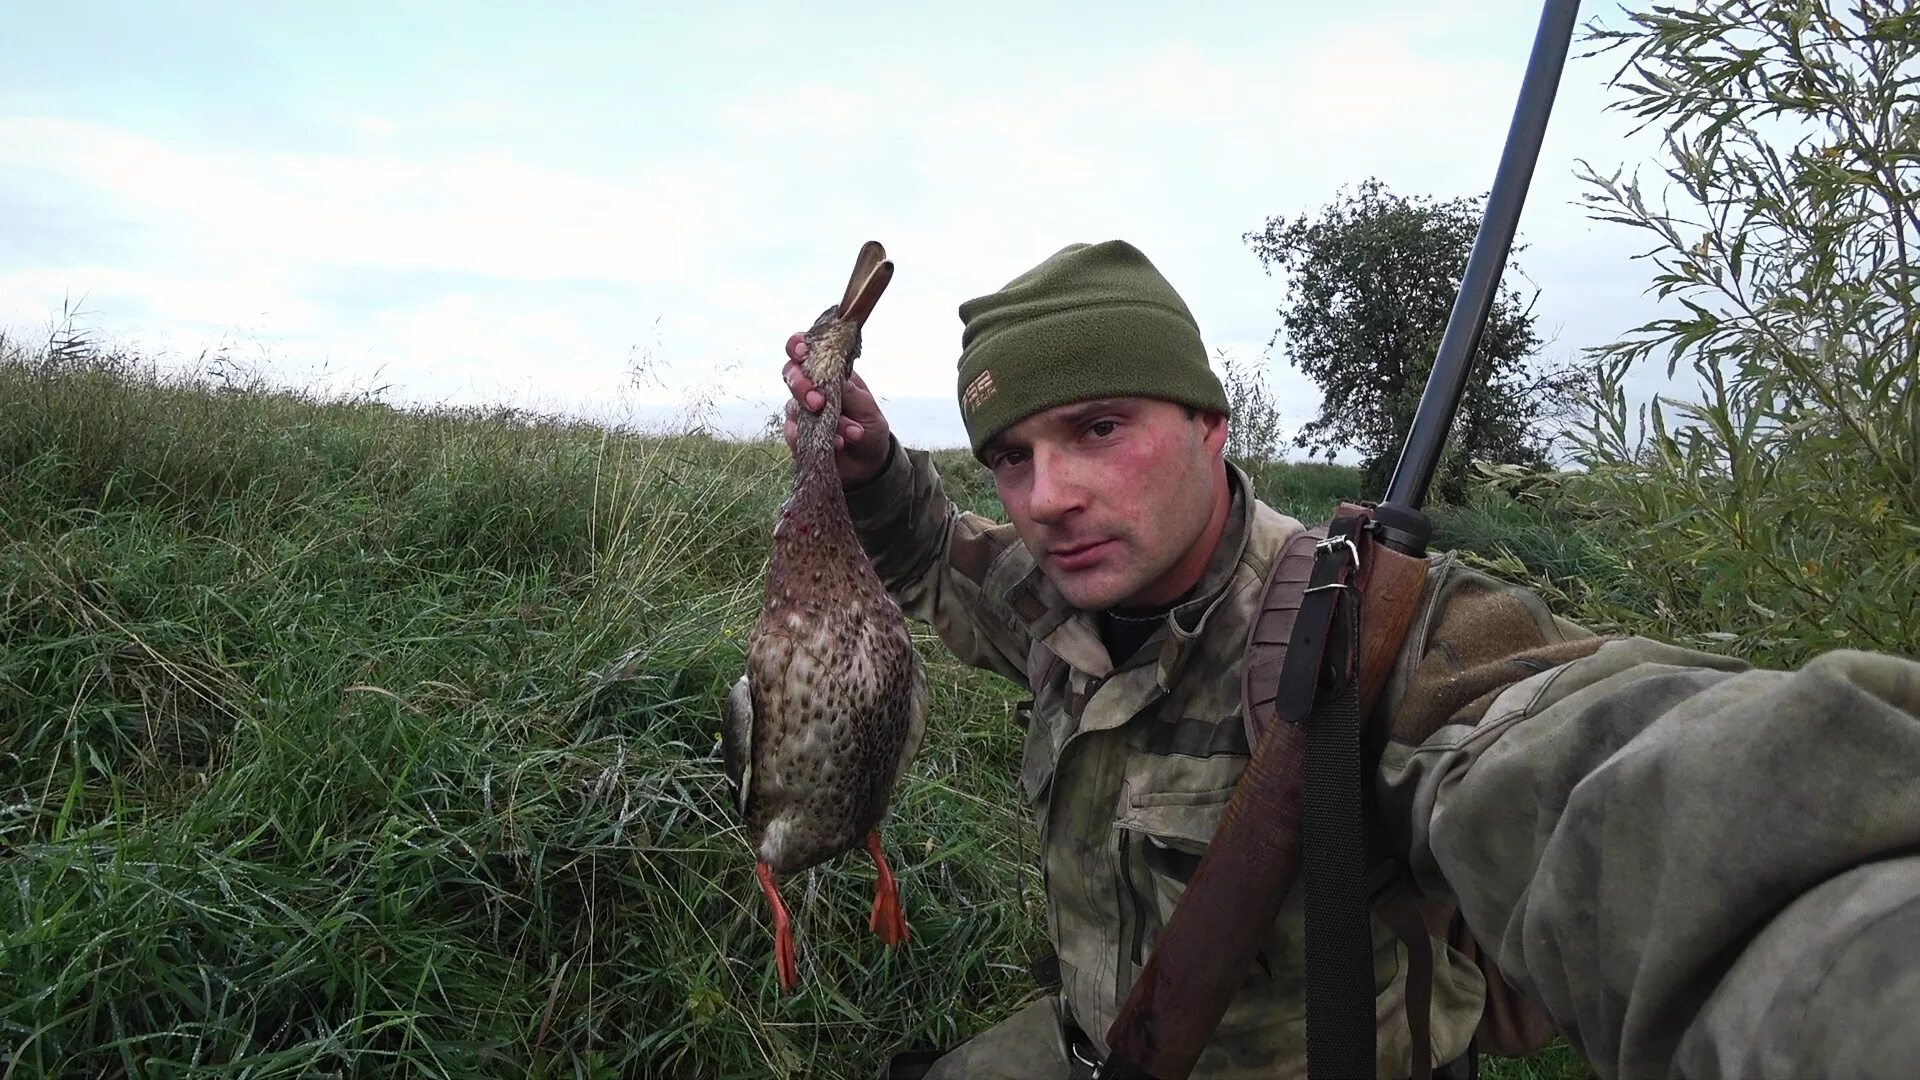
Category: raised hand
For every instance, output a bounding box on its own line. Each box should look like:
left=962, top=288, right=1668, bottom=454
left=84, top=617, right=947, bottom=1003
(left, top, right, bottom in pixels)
left=781, top=331, right=893, bottom=486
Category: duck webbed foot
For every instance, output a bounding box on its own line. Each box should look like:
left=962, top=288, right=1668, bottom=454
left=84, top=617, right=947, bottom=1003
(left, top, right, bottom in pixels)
left=865, top=830, right=909, bottom=947
left=755, top=861, right=799, bottom=991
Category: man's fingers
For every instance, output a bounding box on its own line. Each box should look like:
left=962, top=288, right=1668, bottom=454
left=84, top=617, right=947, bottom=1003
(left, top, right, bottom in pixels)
left=783, top=362, right=826, bottom=413
left=783, top=333, right=826, bottom=412
left=841, top=373, right=882, bottom=421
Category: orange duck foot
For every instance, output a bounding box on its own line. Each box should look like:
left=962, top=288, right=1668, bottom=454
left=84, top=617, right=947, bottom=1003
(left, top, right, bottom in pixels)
left=756, top=861, right=799, bottom=992
left=866, top=830, right=910, bottom=947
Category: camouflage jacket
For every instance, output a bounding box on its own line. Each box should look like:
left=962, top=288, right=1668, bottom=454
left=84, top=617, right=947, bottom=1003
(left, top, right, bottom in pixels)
left=846, top=443, right=1487, bottom=1077
left=850, top=440, right=1920, bottom=1079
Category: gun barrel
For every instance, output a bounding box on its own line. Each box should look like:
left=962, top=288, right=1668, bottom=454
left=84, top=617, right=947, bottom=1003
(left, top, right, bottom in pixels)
left=1380, top=0, right=1582, bottom=517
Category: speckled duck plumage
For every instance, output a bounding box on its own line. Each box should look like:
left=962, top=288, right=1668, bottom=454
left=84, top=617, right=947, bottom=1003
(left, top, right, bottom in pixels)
left=721, top=242, right=926, bottom=990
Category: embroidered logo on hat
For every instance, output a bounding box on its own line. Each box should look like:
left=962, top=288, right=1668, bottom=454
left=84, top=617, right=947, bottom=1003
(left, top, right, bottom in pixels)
left=962, top=369, right=997, bottom=413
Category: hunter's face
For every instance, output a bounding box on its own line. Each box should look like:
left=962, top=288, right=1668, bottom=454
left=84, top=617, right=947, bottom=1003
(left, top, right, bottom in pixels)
left=984, top=397, right=1229, bottom=611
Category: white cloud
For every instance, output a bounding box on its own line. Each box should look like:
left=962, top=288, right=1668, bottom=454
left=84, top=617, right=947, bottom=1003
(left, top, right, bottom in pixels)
left=0, top=118, right=716, bottom=285
left=0, top=264, right=313, bottom=334
left=328, top=112, right=400, bottom=137
left=0, top=3, right=1682, bottom=456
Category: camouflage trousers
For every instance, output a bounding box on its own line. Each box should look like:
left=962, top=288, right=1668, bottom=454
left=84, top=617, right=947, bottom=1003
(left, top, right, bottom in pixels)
left=891, top=995, right=1479, bottom=1080
left=911, top=996, right=1074, bottom=1080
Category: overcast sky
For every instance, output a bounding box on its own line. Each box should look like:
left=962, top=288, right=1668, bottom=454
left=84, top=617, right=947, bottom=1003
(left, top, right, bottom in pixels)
left=2, top=1, right=1678, bottom=451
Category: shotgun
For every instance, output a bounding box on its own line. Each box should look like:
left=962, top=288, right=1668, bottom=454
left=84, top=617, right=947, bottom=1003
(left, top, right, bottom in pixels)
left=1098, top=2, right=1583, bottom=1077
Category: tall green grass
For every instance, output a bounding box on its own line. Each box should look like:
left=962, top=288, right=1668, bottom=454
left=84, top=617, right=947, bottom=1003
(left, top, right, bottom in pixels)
left=0, top=342, right=1051, bottom=1077
left=0, top=339, right=1583, bottom=1077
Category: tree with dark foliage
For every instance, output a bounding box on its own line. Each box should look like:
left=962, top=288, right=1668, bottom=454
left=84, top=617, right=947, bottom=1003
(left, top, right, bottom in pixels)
left=1245, top=177, right=1578, bottom=502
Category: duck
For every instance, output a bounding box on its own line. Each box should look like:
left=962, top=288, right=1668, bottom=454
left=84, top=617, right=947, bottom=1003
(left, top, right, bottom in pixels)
left=722, top=241, right=927, bottom=992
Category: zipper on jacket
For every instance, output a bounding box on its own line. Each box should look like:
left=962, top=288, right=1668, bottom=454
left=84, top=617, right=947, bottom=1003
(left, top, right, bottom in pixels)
left=1116, top=828, right=1152, bottom=995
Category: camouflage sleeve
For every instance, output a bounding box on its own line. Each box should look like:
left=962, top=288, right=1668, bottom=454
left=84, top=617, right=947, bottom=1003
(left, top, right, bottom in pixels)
left=1376, top=557, right=1920, bottom=1078
left=841, top=436, right=1033, bottom=687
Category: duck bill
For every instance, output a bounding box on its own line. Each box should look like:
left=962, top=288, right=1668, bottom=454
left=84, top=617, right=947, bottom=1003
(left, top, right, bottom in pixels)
left=839, top=246, right=894, bottom=328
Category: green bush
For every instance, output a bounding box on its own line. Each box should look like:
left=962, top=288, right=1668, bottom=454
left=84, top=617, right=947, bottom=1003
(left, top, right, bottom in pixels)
left=1555, top=2, right=1920, bottom=667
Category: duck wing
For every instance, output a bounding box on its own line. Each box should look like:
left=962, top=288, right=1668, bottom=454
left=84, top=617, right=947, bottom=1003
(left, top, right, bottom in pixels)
left=721, top=674, right=754, bottom=818
left=885, top=650, right=928, bottom=802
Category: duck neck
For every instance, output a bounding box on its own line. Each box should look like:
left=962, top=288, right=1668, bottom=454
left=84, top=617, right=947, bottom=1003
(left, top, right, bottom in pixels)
left=786, top=378, right=856, bottom=538
left=794, top=377, right=844, bottom=471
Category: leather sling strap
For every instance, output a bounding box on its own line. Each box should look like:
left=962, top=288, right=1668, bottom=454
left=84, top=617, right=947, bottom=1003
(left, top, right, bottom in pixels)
left=1102, top=513, right=1438, bottom=1079
left=1274, top=510, right=1376, bottom=1078
left=1379, top=886, right=1439, bottom=1080
left=1242, top=511, right=1438, bottom=1078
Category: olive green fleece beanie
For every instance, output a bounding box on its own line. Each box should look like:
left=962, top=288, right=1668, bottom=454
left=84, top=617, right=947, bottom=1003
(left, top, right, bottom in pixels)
left=955, top=240, right=1230, bottom=458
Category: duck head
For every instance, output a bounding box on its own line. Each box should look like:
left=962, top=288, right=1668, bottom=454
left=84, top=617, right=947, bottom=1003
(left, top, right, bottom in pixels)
left=801, top=240, right=892, bottom=386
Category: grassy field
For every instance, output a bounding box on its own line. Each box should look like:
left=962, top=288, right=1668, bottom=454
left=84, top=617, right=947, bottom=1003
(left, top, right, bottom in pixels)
left=1, top=345, right=1591, bottom=1078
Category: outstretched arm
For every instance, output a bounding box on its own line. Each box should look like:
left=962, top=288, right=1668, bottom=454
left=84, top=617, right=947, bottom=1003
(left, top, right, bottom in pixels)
left=1377, top=560, right=1920, bottom=1078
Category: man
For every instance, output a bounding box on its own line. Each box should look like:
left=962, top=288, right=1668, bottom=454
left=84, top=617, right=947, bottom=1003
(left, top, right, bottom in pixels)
left=780, top=240, right=1920, bottom=1079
